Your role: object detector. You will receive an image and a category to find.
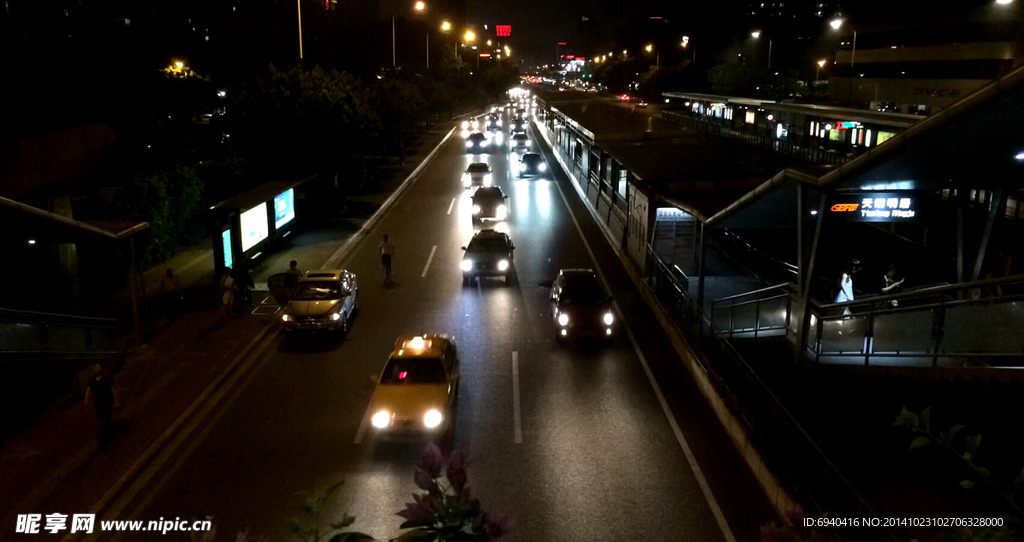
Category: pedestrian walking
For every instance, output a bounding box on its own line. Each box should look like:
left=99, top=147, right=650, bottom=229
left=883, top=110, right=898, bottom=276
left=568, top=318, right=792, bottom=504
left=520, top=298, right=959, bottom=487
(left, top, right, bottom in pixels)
left=159, top=268, right=183, bottom=322
left=84, top=363, right=117, bottom=448
left=379, top=234, right=396, bottom=286
left=220, top=268, right=236, bottom=317
left=835, top=259, right=860, bottom=316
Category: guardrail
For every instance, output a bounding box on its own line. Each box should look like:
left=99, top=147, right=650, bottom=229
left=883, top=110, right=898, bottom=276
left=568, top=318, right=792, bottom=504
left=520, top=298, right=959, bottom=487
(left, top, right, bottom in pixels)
left=0, top=308, right=119, bottom=360
left=809, top=274, right=1024, bottom=366
left=711, top=282, right=798, bottom=339
left=644, top=245, right=691, bottom=323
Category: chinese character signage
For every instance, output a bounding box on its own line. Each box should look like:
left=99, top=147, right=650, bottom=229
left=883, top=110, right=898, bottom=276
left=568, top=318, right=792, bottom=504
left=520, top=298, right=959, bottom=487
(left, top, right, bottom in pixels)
left=828, top=192, right=920, bottom=222
left=497, top=25, right=511, bottom=37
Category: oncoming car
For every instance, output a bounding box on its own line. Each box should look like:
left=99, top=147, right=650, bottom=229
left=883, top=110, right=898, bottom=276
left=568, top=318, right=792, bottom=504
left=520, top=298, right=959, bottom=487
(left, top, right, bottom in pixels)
left=471, top=186, right=509, bottom=224
left=461, top=229, right=516, bottom=286
left=550, top=268, right=615, bottom=341
left=510, top=132, right=530, bottom=152
left=518, top=152, right=547, bottom=178
left=462, top=162, right=493, bottom=188
left=466, top=132, right=489, bottom=153
left=368, top=334, right=460, bottom=438
left=281, top=269, right=358, bottom=336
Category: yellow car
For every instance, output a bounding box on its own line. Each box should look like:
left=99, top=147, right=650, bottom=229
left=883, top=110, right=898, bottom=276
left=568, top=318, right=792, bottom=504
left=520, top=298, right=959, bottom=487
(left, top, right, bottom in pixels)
left=369, top=334, right=460, bottom=438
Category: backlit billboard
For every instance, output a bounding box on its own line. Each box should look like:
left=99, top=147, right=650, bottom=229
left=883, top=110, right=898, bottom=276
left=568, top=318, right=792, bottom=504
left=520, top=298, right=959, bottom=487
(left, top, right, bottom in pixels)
left=240, top=203, right=269, bottom=252
left=274, top=188, right=296, bottom=229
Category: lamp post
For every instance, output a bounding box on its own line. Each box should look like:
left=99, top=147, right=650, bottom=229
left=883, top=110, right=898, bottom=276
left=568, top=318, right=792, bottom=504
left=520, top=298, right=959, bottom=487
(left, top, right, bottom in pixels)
left=751, top=30, right=772, bottom=68
left=296, top=0, right=304, bottom=61
left=830, top=17, right=856, bottom=68
left=815, top=59, right=826, bottom=82
left=645, top=43, right=658, bottom=68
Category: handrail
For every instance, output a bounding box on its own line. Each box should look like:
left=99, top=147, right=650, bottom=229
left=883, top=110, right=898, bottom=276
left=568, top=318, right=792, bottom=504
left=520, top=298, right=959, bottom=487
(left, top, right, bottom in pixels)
left=0, top=307, right=118, bottom=328
left=819, top=273, right=1024, bottom=311
left=713, top=282, right=795, bottom=304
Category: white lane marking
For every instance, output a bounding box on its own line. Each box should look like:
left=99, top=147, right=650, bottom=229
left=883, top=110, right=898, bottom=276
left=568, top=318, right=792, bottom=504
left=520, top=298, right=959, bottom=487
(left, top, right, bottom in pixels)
left=421, top=245, right=438, bottom=278
left=447, top=196, right=456, bottom=215
left=552, top=180, right=737, bottom=542
left=512, top=351, right=522, bottom=444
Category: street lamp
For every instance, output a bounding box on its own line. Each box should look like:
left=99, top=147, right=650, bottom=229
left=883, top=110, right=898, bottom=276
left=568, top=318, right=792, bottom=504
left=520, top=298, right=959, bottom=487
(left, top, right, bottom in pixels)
left=815, top=58, right=826, bottom=82
left=751, top=30, right=772, bottom=68
left=645, top=44, right=659, bottom=68
left=830, top=17, right=856, bottom=68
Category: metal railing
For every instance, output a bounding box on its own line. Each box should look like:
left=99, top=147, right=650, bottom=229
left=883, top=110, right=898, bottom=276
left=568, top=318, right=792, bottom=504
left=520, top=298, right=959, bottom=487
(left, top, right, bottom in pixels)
left=809, top=274, right=1024, bottom=366
left=662, top=110, right=861, bottom=165
left=0, top=308, right=119, bottom=360
left=711, top=282, right=798, bottom=339
left=645, top=245, right=691, bottom=323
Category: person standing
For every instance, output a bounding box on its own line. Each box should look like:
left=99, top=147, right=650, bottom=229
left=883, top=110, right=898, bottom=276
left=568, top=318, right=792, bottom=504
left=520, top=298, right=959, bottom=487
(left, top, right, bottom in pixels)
left=220, top=269, right=236, bottom=317
left=285, top=260, right=302, bottom=290
left=159, top=268, right=183, bottom=322
left=835, top=260, right=860, bottom=316
left=83, top=363, right=117, bottom=448
left=881, top=263, right=905, bottom=307
left=379, top=234, right=396, bottom=286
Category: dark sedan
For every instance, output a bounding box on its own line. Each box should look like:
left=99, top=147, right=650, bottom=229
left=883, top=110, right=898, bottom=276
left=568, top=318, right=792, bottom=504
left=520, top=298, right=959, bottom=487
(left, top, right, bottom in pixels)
left=518, top=153, right=547, bottom=178
left=550, top=268, right=615, bottom=341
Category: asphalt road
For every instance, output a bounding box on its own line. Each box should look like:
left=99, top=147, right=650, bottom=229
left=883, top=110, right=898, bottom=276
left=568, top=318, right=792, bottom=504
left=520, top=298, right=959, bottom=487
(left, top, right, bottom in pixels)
left=107, top=112, right=776, bottom=542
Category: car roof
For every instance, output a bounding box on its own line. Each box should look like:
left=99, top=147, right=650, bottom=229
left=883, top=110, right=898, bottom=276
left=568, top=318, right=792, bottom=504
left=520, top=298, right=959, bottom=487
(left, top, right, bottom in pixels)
left=474, top=228, right=508, bottom=239
left=473, top=186, right=504, bottom=197
left=468, top=132, right=487, bottom=138
left=389, top=334, right=455, bottom=360
left=559, top=268, right=598, bottom=280
left=467, top=162, right=490, bottom=171
left=522, top=153, right=542, bottom=161
left=301, top=269, right=348, bottom=281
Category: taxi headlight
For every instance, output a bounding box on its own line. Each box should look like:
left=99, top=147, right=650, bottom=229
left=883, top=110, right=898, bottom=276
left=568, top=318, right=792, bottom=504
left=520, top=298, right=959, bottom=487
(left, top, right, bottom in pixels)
left=281, top=313, right=292, bottom=322
left=371, top=411, right=391, bottom=428
left=472, top=205, right=481, bottom=214
left=461, top=259, right=473, bottom=271
left=496, top=205, right=507, bottom=219
left=424, top=410, right=444, bottom=428
left=603, top=312, right=614, bottom=326
left=331, top=312, right=342, bottom=321
left=539, top=163, right=547, bottom=172
left=558, top=313, right=569, bottom=326
left=497, top=259, right=510, bottom=271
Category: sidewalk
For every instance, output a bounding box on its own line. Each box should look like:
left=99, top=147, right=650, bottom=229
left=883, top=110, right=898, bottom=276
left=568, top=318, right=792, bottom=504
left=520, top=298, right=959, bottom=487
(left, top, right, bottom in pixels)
left=0, top=124, right=455, bottom=539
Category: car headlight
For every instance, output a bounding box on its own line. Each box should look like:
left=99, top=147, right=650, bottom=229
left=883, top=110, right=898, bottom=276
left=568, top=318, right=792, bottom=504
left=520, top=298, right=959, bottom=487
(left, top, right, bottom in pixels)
left=466, top=141, right=473, bottom=148
left=497, top=120, right=502, bottom=126
left=484, top=173, right=492, bottom=185
left=497, top=259, right=509, bottom=271
left=372, top=410, right=391, bottom=428
left=496, top=205, right=507, bottom=220
left=603, top=312, right=614, bottom=325
left=472, top=205, right=481, bottom=214
left=461, top=259, right=473, bottom=271
left=463, top=176, right=471, bottom=187
left=281, top=313, right=291, bottom=322
left=461, top=121, right=469, bottom=130
left=331, top=312, right=342, bottom=321
left=424, top=410, right=443, bottom=428
left=519, top=163, right=526, bottom=172
left=558, top=313, right=569, bottom=326
left=539, top=163, right=547, bottom=171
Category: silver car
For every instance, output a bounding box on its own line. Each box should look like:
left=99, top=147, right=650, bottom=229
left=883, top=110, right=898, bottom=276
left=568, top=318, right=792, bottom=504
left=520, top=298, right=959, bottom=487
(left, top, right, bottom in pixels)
left=281, top=269, right=358, bottom=336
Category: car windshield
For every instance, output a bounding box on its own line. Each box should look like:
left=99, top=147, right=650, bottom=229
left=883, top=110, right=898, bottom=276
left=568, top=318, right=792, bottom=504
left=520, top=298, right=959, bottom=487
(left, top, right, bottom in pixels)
left=469, top=134, right=486, bottom=141
left=562, top=277, right=605, bottom=304
left=513, top=134, right=527, bottom=141
left=293, top=281, right=342, bottom=301
left=380, top=357, right=447, bottom=384
left=523, top=155, right=542, bottom=165
left=474, top=188, right=502, bottom=199
left=468, top=237, right=509, bottom=253
left=468, top=164, right=489, bottom=173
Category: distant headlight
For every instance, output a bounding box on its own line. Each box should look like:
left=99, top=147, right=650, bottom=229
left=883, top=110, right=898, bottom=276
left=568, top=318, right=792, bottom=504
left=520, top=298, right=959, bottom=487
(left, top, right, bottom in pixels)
left=519, top=163, right=526, bottom=172
left=497, top=120, right=502, bottom=126
left=281, top=313, right=291, bottom=322
left=558, top=313, right=569, bottom=326
left=372, top=411, right=391, bottom=428
left=496, top=204, right=507, bottom=220
left=424, top=410, right=443, bottom=428
left=497, top=259, right=510, bottom=271
left=472, top=205, right=481, bottom=214
left=461, top=121, right=469, bottom=129
left=331, top=312, right=342, bottom=321
left=539, top=163, right=547, bottom=172
left=460, top=129, right=470, bottom=139
left=461, top=259, right=473, bottom=271
left=603, top=312, right=614, bottom=325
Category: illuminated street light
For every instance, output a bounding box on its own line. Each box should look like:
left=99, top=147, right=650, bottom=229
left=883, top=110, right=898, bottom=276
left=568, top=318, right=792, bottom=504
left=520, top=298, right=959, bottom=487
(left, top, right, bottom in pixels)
left=751, top=30, right=772, bottom=68
left=487, top=39, right=492, bottom=46
left=645, top=44, right=653, bottom=53
left=465, top=30, right=476, bottom=42
left=414, top=0, right=425, bottom=11
left=815, top=58, right=826, bottom=82
left=441, top=20, right=451, bottom=31
left=174, top=61, right=184, bottom=69
left=750, top=30, right=761, bottom=38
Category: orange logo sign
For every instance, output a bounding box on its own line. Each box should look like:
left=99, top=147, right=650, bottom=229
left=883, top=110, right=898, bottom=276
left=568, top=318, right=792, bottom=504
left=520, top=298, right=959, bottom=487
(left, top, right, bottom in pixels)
left=831, top=203, right=860, bottom=212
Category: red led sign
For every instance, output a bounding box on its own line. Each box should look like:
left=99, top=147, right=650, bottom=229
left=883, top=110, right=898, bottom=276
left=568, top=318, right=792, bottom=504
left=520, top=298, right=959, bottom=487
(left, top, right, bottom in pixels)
left=497, top=25, right=511, bottom=37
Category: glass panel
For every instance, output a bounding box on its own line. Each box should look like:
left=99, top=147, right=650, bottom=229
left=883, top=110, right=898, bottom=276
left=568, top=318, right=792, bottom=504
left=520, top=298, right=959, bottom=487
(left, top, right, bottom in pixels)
left=819, top=316, right=868, bottom=354
left=758, top=296, right=790, bottom=331
left=731, top=302, right=758, bottom=332
left=48, top=325, right=88, bottom=352
left=871, top=309, right=934, bottom=354
left=940, top=301, right=1024, bottom=354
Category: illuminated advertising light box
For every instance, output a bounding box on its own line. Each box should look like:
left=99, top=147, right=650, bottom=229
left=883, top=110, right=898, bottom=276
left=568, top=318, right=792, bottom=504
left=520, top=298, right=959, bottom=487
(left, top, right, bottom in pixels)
left=240, top=203, right=269, bottom=252
left=745, top=111, right=756, bottom=124
left=828, top=192, right=921, bottom=222
left=222, top=229, right=233, bottom=269
left=274, top=188, right=296, bottom=229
